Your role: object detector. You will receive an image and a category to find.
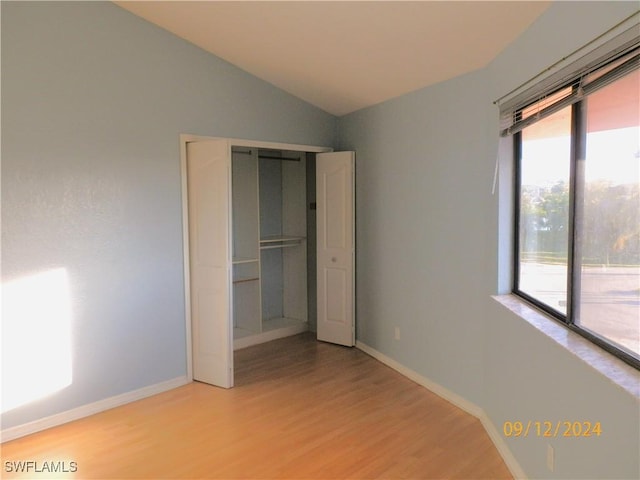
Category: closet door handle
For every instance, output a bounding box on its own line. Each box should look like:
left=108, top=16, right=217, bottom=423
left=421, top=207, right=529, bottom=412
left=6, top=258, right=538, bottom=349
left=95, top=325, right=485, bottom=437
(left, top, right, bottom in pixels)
left=331, top=257, right=337, bottom=263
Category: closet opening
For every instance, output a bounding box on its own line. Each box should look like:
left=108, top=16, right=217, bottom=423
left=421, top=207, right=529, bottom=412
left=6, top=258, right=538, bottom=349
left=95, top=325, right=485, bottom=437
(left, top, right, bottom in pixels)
left=183, top=134, right=354, bottom=388
left=231, top=147, right=318, bottom=350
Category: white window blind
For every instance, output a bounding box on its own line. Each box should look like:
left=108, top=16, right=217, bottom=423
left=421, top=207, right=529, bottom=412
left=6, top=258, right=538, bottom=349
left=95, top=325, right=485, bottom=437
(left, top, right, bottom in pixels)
left=496, top=16, right=640, bottom=137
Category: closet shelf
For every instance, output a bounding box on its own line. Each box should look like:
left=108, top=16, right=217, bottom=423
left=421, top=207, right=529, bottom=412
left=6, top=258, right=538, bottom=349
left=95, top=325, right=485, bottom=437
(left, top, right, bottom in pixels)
left=259, top=235, right=305, bottom=250
left=233, top=256, right=259, bottom=265
left=233, top=276, right=260, bottom=284
left=260, top=235, right=305, bottom=244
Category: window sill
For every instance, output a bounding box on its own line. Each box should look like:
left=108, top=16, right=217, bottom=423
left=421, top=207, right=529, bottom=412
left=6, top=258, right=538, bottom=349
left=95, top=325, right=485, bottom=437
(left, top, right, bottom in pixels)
left=492, top=294, right=640, bottom=400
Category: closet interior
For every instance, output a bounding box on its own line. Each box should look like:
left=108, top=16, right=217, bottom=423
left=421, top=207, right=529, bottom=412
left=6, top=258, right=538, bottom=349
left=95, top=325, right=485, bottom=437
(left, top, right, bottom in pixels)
left=231, top=147, right=316, bottom=349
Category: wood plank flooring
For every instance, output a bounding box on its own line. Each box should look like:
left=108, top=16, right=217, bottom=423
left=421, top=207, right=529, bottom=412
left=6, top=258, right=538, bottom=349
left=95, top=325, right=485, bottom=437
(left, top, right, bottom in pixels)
left=1, top=333, right=512, bottom=479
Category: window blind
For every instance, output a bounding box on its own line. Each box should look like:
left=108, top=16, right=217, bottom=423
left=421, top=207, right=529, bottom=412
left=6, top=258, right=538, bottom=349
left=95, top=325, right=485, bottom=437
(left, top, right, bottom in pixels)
left=496, top=17, right=640, bottom=137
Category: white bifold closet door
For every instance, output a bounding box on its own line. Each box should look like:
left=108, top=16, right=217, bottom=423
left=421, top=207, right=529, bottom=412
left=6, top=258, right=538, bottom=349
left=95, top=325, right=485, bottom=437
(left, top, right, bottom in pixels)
left=316, top=151, right=355, bottom=347
left=186, top=141, right=355, bottom=388
left=186, top=140, right=234, bottom=388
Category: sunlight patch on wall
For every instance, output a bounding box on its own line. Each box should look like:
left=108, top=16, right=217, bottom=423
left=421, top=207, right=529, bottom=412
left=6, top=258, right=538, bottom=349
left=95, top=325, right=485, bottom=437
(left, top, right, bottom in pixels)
left=1, top=268, right=73, bottom=413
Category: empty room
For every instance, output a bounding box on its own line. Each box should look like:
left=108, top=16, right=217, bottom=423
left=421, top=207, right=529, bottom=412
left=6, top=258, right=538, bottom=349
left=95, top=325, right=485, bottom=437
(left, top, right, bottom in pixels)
left=1, top=1, right=639, bottom=479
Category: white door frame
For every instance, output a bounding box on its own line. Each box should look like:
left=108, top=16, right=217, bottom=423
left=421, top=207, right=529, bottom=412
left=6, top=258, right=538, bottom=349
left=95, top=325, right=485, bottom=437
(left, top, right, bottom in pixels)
left=180, top=134, right=332, bottom=381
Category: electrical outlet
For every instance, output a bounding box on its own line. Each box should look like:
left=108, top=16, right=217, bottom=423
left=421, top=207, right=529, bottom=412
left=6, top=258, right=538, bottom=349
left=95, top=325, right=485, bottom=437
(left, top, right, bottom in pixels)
left=546, top=444, right=554, bottom=472
left=394, top=327, right=400, bottom=340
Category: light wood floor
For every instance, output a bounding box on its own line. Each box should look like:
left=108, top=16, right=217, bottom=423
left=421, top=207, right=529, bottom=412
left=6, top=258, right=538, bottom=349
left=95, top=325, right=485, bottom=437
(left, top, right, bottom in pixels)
left=1, top=333, right=512, bottom=479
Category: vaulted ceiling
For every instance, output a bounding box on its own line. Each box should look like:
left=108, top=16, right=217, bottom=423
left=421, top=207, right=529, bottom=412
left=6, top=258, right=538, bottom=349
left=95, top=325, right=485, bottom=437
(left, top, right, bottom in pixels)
left=115, top=1, right=551, bottom=116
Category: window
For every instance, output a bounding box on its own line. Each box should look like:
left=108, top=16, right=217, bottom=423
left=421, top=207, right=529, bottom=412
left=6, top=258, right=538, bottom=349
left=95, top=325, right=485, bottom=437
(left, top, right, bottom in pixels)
left=511, top=44, right=640, bottom=368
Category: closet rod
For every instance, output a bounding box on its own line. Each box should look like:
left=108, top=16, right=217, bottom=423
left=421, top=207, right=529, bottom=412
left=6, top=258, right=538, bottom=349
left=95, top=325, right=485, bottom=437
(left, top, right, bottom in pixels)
left=231, top=149, right=301, bottom=162
left=258, top=155, right=301, bottom=162
left=231, top=149, right=253, bottom=156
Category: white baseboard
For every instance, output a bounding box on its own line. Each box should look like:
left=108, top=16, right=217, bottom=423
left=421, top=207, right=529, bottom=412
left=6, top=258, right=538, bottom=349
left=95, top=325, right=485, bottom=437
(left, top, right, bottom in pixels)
left=478, top=411, right=528, bottom=480
left=355, top=341, right=527, bottom=480
left=1, top=375, right=189, bottom=443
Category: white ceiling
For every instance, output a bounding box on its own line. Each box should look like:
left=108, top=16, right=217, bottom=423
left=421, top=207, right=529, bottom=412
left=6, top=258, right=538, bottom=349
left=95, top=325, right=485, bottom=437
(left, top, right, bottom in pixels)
left=114, top=1, right=551, bottom=116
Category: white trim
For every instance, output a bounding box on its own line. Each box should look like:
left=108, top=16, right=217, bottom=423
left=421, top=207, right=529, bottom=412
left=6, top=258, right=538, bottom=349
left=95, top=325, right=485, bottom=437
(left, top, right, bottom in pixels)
left=355, top=341, right=527, bottom=480
left=1, top=376, right=189, bottom=443
left=355, top=341, right=483, bottom=416
left=478, top=413, right=528, bottom=480
left=181, top=134, right=332, bottom=154
left=221, top=137, right=332, bottom=154
left=180, top=134, right=195, bottom=382
left=180, top=134, right=333, bottom=384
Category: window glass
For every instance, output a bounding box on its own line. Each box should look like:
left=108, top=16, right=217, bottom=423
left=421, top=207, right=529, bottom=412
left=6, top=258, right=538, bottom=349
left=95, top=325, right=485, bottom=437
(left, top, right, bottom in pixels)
left=518, top=106, right=572, bottom=313
left=577, top=69, right=640, bottom=357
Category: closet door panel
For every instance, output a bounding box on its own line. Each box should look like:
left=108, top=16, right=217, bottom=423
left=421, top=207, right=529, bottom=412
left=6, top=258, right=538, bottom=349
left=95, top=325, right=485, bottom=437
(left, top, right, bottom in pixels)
left=316, top=151, right=355, bottom=347
left=187, top=140, right=233, bottom=388
left=324, top=268, right=347, bottom=321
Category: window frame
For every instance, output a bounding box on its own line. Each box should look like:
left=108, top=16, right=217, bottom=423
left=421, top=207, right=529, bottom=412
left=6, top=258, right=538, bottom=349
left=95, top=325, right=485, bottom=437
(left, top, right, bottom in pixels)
left=512, top=71, right=640, bottom=370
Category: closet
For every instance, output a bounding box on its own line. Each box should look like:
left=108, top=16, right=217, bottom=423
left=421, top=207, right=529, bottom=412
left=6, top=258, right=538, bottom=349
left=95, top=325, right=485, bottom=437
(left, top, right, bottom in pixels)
left=184, top=136, right=354, bottom=388
left=231, top=147, right=309, bottom=349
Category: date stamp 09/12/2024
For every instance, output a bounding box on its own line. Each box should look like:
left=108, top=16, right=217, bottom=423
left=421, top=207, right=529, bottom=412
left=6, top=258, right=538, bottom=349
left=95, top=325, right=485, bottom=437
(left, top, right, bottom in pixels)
left=503, top=420, right=602, bottom=438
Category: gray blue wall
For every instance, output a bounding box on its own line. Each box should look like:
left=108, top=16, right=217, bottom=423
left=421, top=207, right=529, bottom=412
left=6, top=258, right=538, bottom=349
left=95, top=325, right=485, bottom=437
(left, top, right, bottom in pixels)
left=338, top=2, right=639, bottom=479
left=1, top=1, right=334, bottom=429
left=2, top=1, right=639, bottom=479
